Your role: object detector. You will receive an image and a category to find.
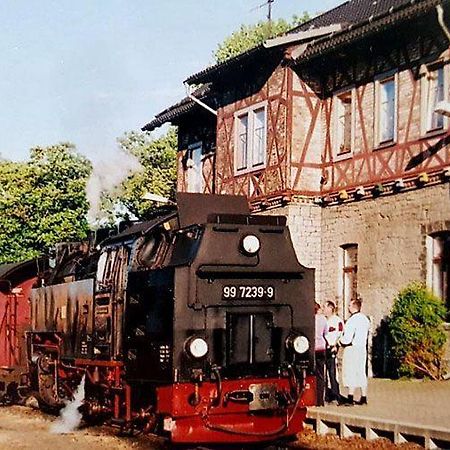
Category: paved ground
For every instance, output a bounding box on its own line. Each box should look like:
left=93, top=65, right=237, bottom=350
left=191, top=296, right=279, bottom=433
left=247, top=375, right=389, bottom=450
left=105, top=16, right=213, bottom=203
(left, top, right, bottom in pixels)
left=310, top=378, right=450, bottom=430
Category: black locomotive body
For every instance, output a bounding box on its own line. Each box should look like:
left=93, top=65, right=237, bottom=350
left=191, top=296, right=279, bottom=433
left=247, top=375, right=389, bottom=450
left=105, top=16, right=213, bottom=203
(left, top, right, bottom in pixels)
left=27, top=193, right=316, bottom=445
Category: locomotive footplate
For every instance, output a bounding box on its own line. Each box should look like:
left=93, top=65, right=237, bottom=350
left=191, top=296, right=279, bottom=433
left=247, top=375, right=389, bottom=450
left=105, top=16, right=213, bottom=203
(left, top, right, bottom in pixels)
left=248, top=383, right=278, bottom=411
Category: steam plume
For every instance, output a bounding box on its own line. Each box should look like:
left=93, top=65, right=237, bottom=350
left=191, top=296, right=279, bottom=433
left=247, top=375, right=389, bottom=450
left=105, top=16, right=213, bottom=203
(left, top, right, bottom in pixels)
left=51, top=375, right=86, bottom=434
left=86, top=148, right=141, bottom=224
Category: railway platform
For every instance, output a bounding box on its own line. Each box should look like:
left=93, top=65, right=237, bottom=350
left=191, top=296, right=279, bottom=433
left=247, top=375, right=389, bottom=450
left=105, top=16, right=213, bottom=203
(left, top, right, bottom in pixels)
left=305, top=378, right=450, bottom=449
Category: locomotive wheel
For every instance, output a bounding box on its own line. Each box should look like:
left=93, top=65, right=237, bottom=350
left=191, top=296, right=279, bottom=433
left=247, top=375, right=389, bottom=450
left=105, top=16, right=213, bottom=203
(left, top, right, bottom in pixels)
left=35, top=355, right=63, bottom=413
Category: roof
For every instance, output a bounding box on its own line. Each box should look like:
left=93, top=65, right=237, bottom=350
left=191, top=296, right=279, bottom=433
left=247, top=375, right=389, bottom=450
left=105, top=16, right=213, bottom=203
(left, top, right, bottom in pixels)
left=291, top=0, right=414, bottom=33
left=144, top=0, right=441, bottom=129
left=0, top=259, right=43, bottom=292
left=292, top=0, right=442, bottom=64
left=142, top=83, right=213, bottom=132
left=184, top=0, right=427, bottom=85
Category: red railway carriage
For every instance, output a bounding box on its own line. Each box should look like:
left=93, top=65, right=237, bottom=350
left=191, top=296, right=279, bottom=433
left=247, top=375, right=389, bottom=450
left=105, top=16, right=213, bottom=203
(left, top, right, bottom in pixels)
left=0, top=259, right=43, bottom=402
left=27, top=194, right=316, bottom=446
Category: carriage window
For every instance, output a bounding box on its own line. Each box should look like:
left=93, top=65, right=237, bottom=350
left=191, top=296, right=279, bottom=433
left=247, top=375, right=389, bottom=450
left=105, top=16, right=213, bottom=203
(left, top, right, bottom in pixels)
left=427, top=232, right=450, bottom=319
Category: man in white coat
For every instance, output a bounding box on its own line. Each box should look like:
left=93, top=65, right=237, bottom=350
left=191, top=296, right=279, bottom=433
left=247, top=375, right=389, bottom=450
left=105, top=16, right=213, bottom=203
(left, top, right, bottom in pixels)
left=339, top=299, right=370, bottom=405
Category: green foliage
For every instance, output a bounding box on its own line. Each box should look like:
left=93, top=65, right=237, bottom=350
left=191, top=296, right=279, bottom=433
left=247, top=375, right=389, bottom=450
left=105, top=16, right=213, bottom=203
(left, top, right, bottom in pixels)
left=214, top=13, right=310, bottom=63
left=0, top=143, right=91, bottom=263
left=106, top=128, right=177, bottom=220
left=388, top=282, right=447, bottom=379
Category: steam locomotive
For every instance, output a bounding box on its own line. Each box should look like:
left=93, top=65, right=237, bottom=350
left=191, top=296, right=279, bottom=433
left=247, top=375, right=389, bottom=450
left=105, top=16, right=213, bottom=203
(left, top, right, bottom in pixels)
left=4, top=193, right=316, bottom=446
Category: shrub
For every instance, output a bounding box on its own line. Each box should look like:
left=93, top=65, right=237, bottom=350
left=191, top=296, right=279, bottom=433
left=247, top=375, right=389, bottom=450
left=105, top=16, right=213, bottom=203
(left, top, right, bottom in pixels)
left=388, top=282, right=447, bottom=379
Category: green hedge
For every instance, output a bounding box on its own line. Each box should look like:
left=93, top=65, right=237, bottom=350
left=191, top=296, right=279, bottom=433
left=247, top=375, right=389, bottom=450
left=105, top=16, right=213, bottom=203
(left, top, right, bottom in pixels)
left=388, top=282, right=447, bottom=379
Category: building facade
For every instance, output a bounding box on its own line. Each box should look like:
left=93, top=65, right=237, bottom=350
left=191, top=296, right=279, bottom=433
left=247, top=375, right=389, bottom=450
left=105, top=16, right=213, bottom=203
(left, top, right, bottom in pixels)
left=144, top=0, right=450, bottom=372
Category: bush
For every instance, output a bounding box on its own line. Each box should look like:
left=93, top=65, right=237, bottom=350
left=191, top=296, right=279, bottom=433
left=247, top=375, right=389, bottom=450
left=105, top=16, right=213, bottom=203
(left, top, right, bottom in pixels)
left=388, top=282, right=447, bottom=380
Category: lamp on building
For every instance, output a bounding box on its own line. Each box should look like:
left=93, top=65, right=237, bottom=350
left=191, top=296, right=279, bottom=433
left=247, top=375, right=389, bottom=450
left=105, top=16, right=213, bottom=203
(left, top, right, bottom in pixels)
left=338, top=190, right=349, bottom=201
left=355, top=186, right=366, bottom=198
left=313, top=196, right=323, bottom=205
left=322, top=195, right=332, bottom=205
left=418, top=172, right=429, bottom=184
left=443, top=167, right=450, bottom=179
left=372, top=183, right=384, bottom=196
left=394, top=179, right=405, bottom=190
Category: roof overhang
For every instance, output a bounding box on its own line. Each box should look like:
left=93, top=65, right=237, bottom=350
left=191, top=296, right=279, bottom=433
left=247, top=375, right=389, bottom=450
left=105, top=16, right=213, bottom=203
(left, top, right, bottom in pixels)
left=291, top=0, right=445, bottom=65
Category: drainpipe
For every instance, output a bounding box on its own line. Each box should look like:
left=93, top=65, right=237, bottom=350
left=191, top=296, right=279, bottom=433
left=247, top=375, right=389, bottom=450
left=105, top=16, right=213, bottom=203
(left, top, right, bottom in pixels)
left=437, top=3, right=450, bottom=42
left=184, top=82, right=217, bottom=116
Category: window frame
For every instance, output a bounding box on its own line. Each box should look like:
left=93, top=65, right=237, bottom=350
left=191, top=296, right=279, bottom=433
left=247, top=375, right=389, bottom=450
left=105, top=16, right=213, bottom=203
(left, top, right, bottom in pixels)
left=186, top=141, right=204, bottom=193
left=333, top=88, right=355, bottom=160
left=420, top=60, right=449, bottom=136
left=234, top=102, right=268, bottom=175
left=426, top=232, right=450, bottom=320
left=374, top=71, right=398, bottom=148
left=339, top=243, right=358, bottom=320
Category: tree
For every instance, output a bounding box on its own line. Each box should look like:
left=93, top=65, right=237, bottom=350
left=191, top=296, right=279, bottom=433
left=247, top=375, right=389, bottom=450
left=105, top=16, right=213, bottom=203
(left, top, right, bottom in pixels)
left=104, top=128, right=177, bottom=221
left=0, top=144, right=92, bottom=263
left=388, top=282, right=447, bottom=380
left=214, top=13, right=310, bottom=63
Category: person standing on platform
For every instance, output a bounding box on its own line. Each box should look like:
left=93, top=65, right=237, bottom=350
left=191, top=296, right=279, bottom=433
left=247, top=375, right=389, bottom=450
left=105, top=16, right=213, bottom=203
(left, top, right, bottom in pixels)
left=314, top=302, right=328, bottom=406
left=339, top=299, right=370, bottom=405
left=324, top=301, right=344, bottom=403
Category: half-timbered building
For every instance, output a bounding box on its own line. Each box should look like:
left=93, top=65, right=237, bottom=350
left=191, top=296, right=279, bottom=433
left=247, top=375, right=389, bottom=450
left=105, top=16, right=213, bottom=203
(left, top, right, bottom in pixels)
left=144, top=0, right=450, bottom=372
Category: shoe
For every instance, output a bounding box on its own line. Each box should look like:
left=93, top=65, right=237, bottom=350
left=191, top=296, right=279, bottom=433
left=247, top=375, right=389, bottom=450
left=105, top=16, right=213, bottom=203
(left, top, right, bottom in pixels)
left=338, top=395, right=354, bottom=406
left=357, top=396, right=367, bottom=405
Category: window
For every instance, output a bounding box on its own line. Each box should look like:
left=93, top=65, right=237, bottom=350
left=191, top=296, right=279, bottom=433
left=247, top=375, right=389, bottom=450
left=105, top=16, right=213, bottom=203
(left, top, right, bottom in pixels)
left=334, top=90, right=353, bottom=156
left=235, top=104, right=266, bottom=173
left=186, top=143, right=204, bottom=193
left=427, top=232, right=450, bottom=319
left=375, top=75, right=397, bottom=146
left=421, top=63, right=447, bottom=134
left=341, top=244, right=358, bottom=319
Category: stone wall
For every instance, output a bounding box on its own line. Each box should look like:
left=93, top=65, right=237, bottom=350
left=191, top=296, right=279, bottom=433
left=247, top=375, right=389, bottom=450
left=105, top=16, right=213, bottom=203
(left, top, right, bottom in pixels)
left=263, top=183, right=450, bottom=374
left=319, top=183, right=450, bottom=326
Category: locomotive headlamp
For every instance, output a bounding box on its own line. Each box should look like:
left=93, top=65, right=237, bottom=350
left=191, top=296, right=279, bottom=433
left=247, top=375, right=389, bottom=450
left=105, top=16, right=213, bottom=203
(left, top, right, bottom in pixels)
left=287, top=335, right=309, bottom=354
left=241, top=235, right=260, bottom=255
left=186, top=337, right=209, bottom=359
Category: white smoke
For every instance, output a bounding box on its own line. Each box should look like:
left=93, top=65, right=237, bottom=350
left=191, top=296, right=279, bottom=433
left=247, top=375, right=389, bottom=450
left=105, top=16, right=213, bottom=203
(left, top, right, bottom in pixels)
left=50, top=375, right=86, bottom=434
left=86, top=148, right=142, bottom=224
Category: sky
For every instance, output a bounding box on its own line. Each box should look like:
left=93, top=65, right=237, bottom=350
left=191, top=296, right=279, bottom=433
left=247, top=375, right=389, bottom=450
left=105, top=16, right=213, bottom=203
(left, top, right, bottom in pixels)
left=1, top=0, right=344, bottom=163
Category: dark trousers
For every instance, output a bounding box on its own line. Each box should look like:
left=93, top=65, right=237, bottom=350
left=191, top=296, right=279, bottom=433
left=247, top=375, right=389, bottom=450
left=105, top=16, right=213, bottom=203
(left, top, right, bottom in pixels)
left=315, top=350, right=326, bottom=406
left=326, top=349, right=340, bottom=401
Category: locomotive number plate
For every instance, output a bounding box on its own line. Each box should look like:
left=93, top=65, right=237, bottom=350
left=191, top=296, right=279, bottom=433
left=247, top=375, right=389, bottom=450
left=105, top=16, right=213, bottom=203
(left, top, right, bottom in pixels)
left=222, top=285, right=275, bottom=300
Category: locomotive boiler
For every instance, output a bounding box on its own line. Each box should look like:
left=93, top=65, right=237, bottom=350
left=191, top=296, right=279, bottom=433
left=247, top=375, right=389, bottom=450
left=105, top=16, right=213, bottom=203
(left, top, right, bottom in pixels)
left=27, top=193, right=316, bottom=446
